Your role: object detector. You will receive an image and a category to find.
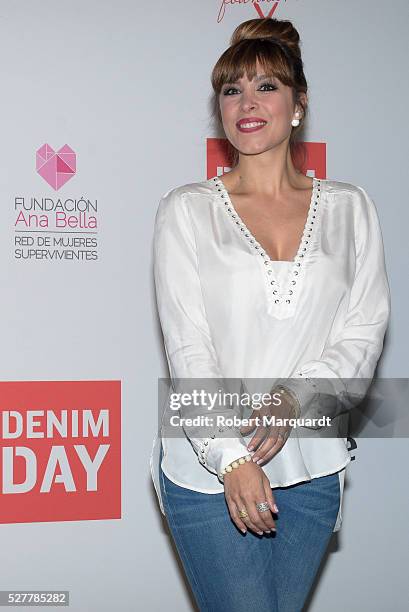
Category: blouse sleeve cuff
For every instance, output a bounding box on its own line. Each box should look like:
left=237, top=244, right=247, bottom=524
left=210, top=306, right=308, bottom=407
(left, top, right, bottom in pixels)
left=202, top=435, right=252, bottom=481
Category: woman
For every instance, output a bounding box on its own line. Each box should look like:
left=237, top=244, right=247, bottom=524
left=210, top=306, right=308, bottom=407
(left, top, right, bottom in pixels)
left=150, top=17, right=391, bottom=612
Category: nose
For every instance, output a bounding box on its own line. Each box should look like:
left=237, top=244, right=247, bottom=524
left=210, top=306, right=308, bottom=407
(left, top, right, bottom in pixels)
left=240, top=90, right=258, bottom=112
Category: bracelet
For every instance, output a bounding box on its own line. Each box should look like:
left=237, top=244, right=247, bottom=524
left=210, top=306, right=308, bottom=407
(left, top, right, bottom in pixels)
left=219, top=454, right=252, bottom=482
left=274, top=385, right=301, bottom=419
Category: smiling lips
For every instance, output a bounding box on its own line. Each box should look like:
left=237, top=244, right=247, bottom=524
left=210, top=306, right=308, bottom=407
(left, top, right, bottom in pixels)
left=236, top=117, right=267, bottom=133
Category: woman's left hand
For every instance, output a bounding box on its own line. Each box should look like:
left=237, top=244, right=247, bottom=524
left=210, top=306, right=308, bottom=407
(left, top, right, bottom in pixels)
left=239, top=395, right=297, bottom=466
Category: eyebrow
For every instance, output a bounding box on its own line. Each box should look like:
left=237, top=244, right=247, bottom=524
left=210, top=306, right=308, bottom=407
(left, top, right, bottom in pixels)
left=224, top=74, right=275, bottom=85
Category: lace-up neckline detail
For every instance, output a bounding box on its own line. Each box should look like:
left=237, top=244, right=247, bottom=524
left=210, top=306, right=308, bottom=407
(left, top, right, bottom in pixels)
left=209, top=175, right=323, bottom=319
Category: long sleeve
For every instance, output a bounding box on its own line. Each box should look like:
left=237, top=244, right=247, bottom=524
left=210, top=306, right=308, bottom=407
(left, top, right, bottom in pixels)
left=276, top=185, right=391, bottom=427
left=153, top=187, right=250, bottom=477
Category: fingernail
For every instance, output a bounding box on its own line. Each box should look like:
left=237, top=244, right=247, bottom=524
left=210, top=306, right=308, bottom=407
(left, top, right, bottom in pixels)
left=273, top=504, right=279, bottom=513
left=241, top=529, right=247, bottom=534
left=252, top=456, right=259, bottom=462
left=264, top=530, right=271, bottom=533
left=248, top=446, right=254, bottom=451
left=258, top=531, right=263, bottom=535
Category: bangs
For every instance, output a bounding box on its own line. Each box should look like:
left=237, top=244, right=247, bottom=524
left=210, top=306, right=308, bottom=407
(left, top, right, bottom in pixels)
left=211, top=39, right=294, bottom=93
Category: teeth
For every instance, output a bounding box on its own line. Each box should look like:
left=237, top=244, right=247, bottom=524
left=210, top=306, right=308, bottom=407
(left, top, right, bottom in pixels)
left=239, top=121, right=266, bottom=128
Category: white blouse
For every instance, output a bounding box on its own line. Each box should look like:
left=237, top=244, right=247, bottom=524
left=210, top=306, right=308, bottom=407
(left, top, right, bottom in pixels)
left=150, top=175, right=391, bottom=533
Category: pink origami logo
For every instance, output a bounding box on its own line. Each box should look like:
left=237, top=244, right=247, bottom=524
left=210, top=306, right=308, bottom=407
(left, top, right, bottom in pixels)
left=36, top=144, right=76, bottom=190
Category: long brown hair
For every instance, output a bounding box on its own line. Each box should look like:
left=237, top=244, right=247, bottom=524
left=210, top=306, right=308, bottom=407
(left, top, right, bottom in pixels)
left=210, top=18, right=309, bottom=170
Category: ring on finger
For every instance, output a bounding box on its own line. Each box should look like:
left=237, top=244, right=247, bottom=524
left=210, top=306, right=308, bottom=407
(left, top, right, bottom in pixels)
left=256, top=501, right=270, bottom=512
left=238, top=508, right=249, bottom=519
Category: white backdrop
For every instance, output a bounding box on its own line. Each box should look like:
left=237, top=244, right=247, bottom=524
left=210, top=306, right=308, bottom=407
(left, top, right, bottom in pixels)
left=0, top=1, right=408, bottom=610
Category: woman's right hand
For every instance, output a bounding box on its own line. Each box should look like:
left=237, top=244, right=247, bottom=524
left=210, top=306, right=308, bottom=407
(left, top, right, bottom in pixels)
left=223, top=461, right=278, bottom=535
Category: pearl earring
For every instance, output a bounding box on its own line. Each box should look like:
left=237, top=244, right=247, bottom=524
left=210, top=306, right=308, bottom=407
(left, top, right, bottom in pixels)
left=291, top=113, right=300, bottom=127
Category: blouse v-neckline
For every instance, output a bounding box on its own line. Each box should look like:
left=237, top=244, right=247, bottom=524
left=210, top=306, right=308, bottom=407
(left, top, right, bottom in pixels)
left=209, top=174, right=323, bottom=319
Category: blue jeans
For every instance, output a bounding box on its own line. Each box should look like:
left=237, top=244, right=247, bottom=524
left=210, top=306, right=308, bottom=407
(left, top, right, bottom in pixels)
left=159, top=443, right=341, bottom=612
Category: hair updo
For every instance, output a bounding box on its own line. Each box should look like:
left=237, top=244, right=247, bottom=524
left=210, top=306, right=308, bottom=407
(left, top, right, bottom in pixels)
left=210, top=18, right=309, bottom=169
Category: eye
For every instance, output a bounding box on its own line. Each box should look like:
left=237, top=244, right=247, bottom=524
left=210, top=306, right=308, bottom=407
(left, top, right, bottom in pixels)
left=222, top=86, right=239, bottom=96
left=259, top=82, right=278, bottom=91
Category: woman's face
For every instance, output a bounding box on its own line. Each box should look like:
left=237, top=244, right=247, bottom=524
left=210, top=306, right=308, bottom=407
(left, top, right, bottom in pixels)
left=218, top=60, right=301, bottom=156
